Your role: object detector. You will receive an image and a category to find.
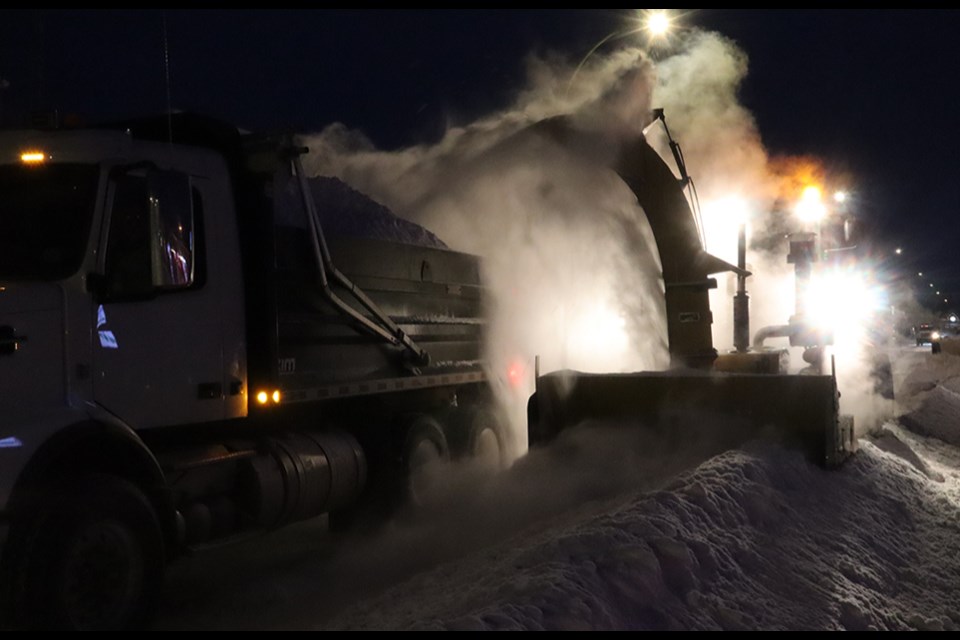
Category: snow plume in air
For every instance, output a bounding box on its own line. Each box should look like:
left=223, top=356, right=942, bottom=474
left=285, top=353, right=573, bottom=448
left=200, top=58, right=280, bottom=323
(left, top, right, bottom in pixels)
left=642, top=29, right=788, bottom=358
left=304, top=25, right=891, bottom=448
left=645, top=30, right=894, bottom=432
left=304, top=46, right=671, bottom=455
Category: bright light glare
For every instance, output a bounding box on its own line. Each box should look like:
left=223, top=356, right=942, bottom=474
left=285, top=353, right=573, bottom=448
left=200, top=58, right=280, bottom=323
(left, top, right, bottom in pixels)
left=705, top=195, right=749, bottom=226
left=563, top=302, right=630, bottom=372
left=795, top=186, right=826, bottom=222
left=805, top=267, right=886, bottom=358
left=20, top=151, right=45, bottom=163
left=271, top=390, right=281, bottom=404
left=256, top=391, right=269, bottom=405
left=645, top=10, right=671, bottom=37
left=833, top=191, right=847, bottom=203
left=701, top=195, right=750, bottom=259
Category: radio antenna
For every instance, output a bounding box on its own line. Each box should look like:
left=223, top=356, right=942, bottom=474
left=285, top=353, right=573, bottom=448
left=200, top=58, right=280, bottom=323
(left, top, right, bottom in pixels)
left=162, top=11, right=173, bottom=143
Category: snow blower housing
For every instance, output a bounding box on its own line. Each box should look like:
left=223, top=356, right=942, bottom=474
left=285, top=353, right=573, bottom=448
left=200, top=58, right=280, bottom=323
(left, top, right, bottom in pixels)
left=525, top=114, right=857, bottom=469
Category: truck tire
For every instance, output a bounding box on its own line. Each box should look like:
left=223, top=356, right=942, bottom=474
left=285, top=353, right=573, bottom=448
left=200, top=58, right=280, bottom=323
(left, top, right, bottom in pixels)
left=330, top=415, right=451, bottom=531
left=11, top=474, right=165, bottom=630
left=399, top=414, right=450, bottom=508
left=460, top=406, right=507, bottom=470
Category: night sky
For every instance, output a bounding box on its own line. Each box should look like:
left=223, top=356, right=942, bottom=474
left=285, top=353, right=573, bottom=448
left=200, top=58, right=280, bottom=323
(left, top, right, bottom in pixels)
left=2, top=9, right=958, bottom=306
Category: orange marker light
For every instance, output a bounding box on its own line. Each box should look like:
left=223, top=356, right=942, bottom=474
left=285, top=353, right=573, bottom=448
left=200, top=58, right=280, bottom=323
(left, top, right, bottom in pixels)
left=20, top=151, right=46, bottom=164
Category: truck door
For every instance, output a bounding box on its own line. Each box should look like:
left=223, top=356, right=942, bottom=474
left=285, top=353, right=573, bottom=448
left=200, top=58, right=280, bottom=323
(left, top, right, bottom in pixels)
left=92, top=167, right=224, bottom=428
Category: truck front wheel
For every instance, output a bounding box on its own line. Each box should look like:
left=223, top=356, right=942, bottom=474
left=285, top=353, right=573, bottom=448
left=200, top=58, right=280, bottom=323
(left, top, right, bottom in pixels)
left=12, top=474, right=165, bottom=630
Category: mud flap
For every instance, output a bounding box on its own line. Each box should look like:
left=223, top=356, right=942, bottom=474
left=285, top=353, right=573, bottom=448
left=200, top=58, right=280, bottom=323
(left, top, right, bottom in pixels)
left=529, top=370, right=856, bottom=469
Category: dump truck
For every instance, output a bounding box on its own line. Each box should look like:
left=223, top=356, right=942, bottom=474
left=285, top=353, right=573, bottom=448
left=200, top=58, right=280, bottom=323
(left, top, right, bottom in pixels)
left=0, top=114, right=505, bottom=630
left=0, top=110, right=857, bottom=631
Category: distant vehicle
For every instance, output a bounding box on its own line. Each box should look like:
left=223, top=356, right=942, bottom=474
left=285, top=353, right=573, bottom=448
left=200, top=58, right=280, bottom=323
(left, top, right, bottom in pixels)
left=915, top=323, right=939, bottom=346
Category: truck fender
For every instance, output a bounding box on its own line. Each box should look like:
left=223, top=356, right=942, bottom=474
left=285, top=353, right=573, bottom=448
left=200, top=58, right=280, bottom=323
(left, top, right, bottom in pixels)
left=3, top=418, right=173, bottom=552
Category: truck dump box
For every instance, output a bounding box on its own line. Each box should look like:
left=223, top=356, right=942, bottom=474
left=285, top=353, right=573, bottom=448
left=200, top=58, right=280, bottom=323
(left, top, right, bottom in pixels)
left=270, top=228, right=487, bottom=403
left=235, top=141, right=488, bottom=405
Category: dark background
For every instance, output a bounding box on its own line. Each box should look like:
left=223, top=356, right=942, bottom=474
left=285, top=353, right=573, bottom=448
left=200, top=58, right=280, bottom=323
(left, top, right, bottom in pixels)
left=1, top=9, right=956, bottom=308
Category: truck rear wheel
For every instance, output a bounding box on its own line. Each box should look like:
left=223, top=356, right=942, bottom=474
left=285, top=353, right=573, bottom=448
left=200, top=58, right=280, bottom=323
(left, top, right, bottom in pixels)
left=400, top=414, right=451, bottom=507
left=461, top=406, right=507, bottom=470
left=329, top=416, right=449, bottom=532
left=11, top=474, right=165, bottom=630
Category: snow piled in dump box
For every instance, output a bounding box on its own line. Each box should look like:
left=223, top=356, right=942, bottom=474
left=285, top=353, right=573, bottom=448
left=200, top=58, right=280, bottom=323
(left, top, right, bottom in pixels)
left=275, top=174, right=449, bottom=250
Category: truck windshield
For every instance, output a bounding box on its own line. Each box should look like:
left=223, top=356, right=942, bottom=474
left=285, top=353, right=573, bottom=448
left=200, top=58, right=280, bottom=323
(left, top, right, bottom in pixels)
left=0, top=163, right=99, bottom=281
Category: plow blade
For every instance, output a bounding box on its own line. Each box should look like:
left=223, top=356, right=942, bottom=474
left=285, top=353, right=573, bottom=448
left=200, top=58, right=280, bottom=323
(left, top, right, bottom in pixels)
left=528, top=370, right=856, bottom=468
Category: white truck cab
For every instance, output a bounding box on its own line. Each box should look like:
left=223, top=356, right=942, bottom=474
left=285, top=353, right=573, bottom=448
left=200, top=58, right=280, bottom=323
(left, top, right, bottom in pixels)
left=0, top=116, right=496, bottom=630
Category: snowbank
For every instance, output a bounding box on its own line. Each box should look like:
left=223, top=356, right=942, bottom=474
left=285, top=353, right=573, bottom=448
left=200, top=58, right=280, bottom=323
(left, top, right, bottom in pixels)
left=155, top=345, right=960, bottom=631
left=317, top=347, right=960, bottom=631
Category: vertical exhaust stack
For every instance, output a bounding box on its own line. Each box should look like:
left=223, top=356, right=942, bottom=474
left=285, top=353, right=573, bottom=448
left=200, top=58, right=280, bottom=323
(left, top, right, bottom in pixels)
left=733, top=223, right=750, bottom=354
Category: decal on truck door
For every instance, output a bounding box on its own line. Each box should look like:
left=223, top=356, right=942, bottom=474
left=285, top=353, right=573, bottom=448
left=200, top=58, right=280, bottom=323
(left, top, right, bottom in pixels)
left=96, top=304, right=118, bottom=349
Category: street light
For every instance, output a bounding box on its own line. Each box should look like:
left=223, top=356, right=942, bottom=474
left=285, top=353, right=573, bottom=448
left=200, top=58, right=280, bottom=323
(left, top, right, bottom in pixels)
left=567, top=9, right=681, bottom=97
left=644, top=10, right=672, bottom=37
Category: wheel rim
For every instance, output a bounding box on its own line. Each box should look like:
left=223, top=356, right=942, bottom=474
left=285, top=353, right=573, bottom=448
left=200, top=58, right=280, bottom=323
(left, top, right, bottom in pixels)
left=61, top=519, right=144, bottom=630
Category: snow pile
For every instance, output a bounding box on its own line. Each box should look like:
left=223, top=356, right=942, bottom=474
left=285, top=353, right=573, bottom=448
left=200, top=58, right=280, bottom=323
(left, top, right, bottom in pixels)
left=155, top=345, right=960, bottom=631
left=895, top=349, right=960, bottom=448
left=314, top=348, right=960, bottom=631
left=320, top=443, right=960, bottom=630
left=274, top=174, right=449, bottom=250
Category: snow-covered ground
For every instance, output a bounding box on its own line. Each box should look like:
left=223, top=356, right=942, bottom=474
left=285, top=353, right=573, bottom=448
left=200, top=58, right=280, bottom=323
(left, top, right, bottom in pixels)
left=155, top=341, right=960, bottom=631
